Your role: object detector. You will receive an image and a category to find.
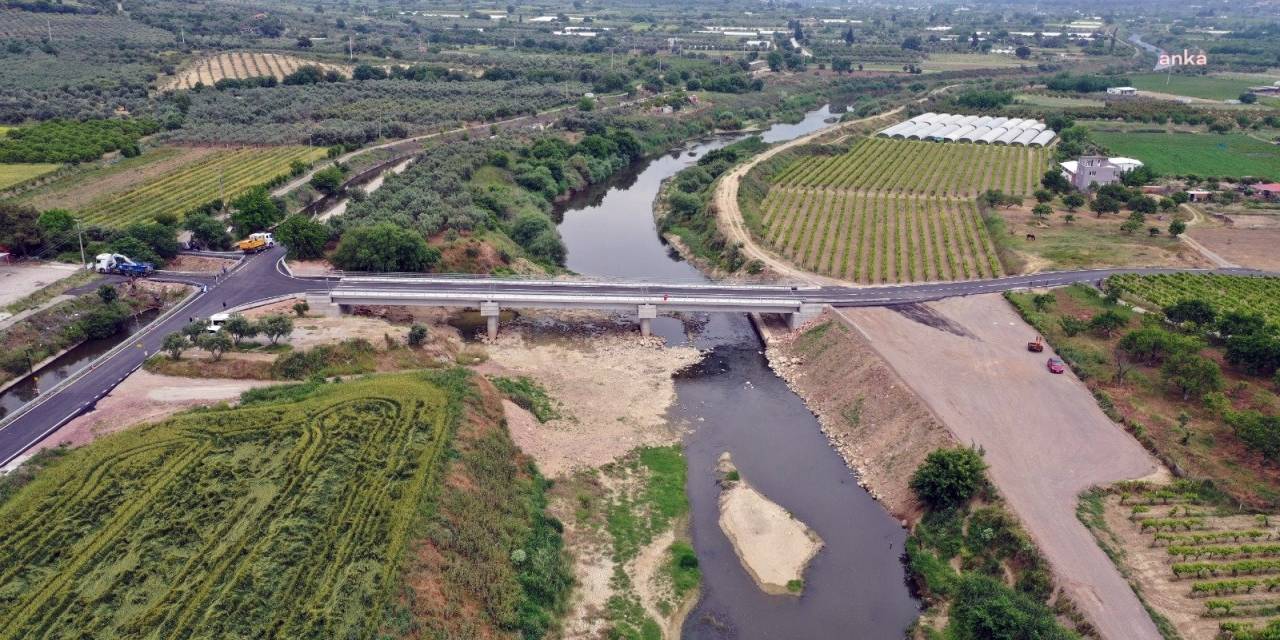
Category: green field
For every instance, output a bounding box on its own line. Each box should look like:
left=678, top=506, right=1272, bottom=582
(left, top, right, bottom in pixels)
left=1109, top=273, right=1280, bottom=325
left=0, top=163, right=59, bottom=190
left=754, top=138, right=1048, bottom=283
left=78, top=146, right=325, bottom=227
left=1091, top=131, right=1280, bottom=180
left=0, top=373, right=457, bottom=638
left=1126, top=73, right=1261, bottom=101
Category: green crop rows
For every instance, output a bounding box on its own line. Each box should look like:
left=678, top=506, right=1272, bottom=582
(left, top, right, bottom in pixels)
left=1109, top=274, right=1280, bottom=326
left=78, top=146, right=325, bottom=228
left=771, top=137, right=1049, bottom=198
left=756, top=138, right=1048, bottom=283
left=0, top=373, right=458, bottom=639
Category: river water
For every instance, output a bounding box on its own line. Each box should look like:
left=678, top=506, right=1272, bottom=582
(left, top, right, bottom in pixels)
left=553, top=106, right=920, bottom=638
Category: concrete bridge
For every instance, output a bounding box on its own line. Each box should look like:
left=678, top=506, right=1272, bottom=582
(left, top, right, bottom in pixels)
left=327, top=275, right=826, bottom=337
left=323, top=267, right=1273, bottom=339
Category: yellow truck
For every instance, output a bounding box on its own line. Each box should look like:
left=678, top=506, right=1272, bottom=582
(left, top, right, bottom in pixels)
left=236, top=232, right=275, bottom=254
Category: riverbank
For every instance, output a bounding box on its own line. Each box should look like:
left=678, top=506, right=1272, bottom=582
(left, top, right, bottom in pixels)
left=758, top=310, right=954, bottom=520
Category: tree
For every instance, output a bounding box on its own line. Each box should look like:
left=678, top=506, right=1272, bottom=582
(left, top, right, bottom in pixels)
left=1041, top=169, right=1071, bottom=194
left=1225, top=332, right=1280, bottom=377
left=408, top=323, right=429, bottom=347
left=310, top=166, right=345, bottom=195
left=1163, top=353, right=1224, bottom=400
left=1059, top=316, right=1087, bottom=337
left=96, top=284, right=118, bottom=304
left=1015, top=45, right=1032, bottom=60
left=353, top=64, right=387, bottom=80
left=163, top=332, right=187, bottom=360
left=1033, top=189, right=1053, bottom=204
left=1031, top=293, right=1055, bottom=312
left=1218, top=311, right=1267, bottom=339
left=1164, top=299, right=1217, bottom=328
left=1031, top=203, right=1052, bottom=222
left=230, top=186, right=283, bottom=237
left=766, top=50, right=783, bottom=72
left=223, top=313, right=258, bottom=346
left=275, top=214, right=330, bottom=260
left=909, top=447, right=988, bottom=510
left=198, top=331, right=233, bottom=361
left=181, top=319, right=209, bottom=343
left=183, top=212, right=232, bottom=250
left=259, top=314, right=293, bottom=344
left=1240, top=92, right=1258, bottom=105
left=1062, top=193, right=1085, bottom=211
left=331, top=223, right=440, bottom=272
left=296, top=36, right=313, bottom=48
left=1090, top=195, right=1121, bottom=216
left=577, top=96, right=594, bottom=111
left=292, top=301, right=310, bottom=317
left=1168, top=219, right=1187, bottom=236
left=0, top=203, right=41, bottom=257
left=37, top=208, right=76, bottom=248
left=1088, top=310, right=1128, bottom=337
left=901, top=35, right=923, bottom=51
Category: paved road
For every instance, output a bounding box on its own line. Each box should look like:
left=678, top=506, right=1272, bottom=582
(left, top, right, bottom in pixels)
left=0, top=259, right=1273, bottom=468
left=0, top=247, right=326, bottom=468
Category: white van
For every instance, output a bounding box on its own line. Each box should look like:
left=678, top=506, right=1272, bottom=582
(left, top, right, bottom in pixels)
left=207, top=312, right=230, bottom=333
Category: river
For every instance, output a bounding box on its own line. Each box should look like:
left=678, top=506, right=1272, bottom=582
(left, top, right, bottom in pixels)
left=553, top=106, right=921, bottom=638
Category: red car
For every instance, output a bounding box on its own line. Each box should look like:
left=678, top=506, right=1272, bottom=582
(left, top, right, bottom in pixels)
left=1047, top=357, right=1066, bottom=374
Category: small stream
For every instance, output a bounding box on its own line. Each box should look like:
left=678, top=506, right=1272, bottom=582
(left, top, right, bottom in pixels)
left=553, top=106, right=920, bottom=638
left=0, top=310, right=159, bottom=421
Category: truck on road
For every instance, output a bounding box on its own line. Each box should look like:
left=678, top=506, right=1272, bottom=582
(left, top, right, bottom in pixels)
left=236, top=232, right=275, bottom=254
left=92, top=253, right=154, bottom=277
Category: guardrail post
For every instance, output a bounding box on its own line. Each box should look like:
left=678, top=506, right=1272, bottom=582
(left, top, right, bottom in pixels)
left=480, top=301, right=500, bottom=340
left=638, top=304, right=657, bottom=337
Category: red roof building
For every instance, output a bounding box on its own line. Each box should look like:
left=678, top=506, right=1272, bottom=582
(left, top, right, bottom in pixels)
left=1255, top=183, right=1280, bottom=200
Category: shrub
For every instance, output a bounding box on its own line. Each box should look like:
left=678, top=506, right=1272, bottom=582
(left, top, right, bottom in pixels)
left=407, top=324, right=429, bottom=347
left=910, top=447, right=988, bottom=510
left=331, top=223, right=440, bottom=272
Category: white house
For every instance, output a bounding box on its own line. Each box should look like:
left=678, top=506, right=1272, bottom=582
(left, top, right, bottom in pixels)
left=1107, top=86, right=1138, bottom=96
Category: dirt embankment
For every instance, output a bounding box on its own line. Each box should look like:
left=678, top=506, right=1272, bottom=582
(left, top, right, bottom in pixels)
left=763, top=311, right=954, bottom=520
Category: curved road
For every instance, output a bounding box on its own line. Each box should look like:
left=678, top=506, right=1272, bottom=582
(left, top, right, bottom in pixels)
left=0, top=255, right=1271, bottom=469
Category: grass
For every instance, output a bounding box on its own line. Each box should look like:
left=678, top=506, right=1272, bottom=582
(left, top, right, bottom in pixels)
left=1013, top=93, right=1106, bottom=108
left=0, top=162, right=60, bottom=190
left=1125, top=73, right=1263, bottom=101
left=1090, top=131, right=1280, bottom=180
left=77, top=146, right=325, bottom=227
left=14, top=146, right=193, bottom=209
left=490, top=375, right=561, bottom=422
left=0, top=372, right=460, bottom=638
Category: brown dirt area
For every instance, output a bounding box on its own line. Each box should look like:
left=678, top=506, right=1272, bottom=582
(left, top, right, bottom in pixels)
left=20, top=370, right=279, bottom=461
left=998, top=205, right=1208, bottom=272
left=475, top=316, right=702, bottom=478
left=1187, top=227, right=1280, bottom=271
left=842, top=295, right=1166, bottom=640
left=765, top=310, right=953, bottom=520
left=0, top=261, right=80, bottom=308
left=165, top=254, right=238, bottom=274
left=26, top=147, right=222, bottom=212
left=284, top=259, right=340, bottom=277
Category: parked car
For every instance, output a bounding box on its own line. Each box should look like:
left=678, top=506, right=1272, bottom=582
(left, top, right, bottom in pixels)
left=1047, top=357, right=1066, bottom=374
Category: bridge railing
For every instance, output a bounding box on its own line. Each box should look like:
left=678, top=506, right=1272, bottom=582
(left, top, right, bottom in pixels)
left=334, top=271, right=820, bottom=291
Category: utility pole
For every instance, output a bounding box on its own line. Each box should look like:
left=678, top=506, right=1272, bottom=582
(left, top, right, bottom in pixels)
left=348, top=35, right=354, bottom=61
left=76, top=219, right=86, bottom=268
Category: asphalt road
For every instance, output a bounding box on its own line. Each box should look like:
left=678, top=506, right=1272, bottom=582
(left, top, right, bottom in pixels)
left=0, top=247, right=327, bottom=468
left=0, top=258, right=1273, bottom=468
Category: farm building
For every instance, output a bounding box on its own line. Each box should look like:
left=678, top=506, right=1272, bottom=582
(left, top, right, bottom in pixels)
left=1059, top=156, right=1144, bottom=190
left=876, top=113, right=1056, bottom=146
left=1107, top=86, right=1138, bottom=96
left=1253, top=183, right=1280, bottom=200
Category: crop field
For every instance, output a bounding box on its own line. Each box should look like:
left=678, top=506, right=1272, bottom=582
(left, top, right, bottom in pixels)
left=1087, top=483, right=1280, bottom=640
left=1109, top=274, right=1280, bottom=325
left=757, top=139, right=1049, bottom=282
left=1013, top=93, right=1106, bottom=108
left=78, top=146, right=325, bottom=227
left=0, top=163, right=59, bottom=190
left=161, top=52, right=353, bottom=91
left=0, top=9, right=174, bottom=46
left=1125, top=73, right=1264, bottom=101
left=0, top=373, right=460, bottom=639
left=1091, top=131, right=1280, bottom=180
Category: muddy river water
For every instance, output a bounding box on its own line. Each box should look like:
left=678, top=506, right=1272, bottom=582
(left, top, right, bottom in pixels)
left=554, top=106, right=920, bottom=638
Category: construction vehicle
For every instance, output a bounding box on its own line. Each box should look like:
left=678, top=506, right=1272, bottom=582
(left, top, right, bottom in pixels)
left=93, top=253, right=154, bottom=277
left=236, top=232, right=275, bottom=254
left=1027, top=336, right=1044, bottom=352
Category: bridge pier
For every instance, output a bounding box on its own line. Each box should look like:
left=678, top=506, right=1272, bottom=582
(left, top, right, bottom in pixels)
left=638, top=304, right=657, bottom=337
left=787, top=303, right=825, bottom=331
left=480, top=301, right=500, bottom=340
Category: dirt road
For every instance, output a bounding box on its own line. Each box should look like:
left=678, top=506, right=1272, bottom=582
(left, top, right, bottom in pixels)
left=842, top=295, right=1164, bottom=640
left=712, top=108, right=902, bottom=285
